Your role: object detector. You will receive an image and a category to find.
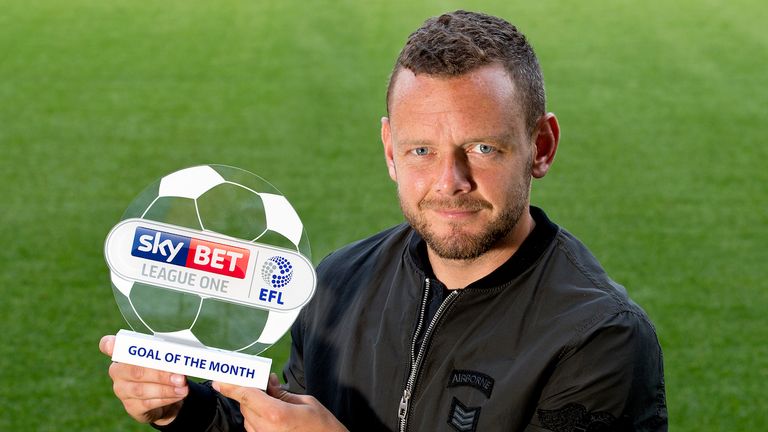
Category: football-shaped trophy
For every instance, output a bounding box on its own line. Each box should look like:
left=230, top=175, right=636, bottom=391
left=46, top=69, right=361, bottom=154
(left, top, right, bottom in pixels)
left=104, top=165, right=315, bottom=389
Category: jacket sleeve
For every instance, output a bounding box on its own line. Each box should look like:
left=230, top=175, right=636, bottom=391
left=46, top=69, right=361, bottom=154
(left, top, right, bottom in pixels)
left=526, top=311, right=668, bottom=432
left=151, top=380, right=244, bottom=432
left=282, top=307, right=308, bottom=394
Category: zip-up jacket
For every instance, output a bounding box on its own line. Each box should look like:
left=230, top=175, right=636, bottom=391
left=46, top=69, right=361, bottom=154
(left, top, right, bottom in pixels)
left=158, top=207, right=667, bottom=431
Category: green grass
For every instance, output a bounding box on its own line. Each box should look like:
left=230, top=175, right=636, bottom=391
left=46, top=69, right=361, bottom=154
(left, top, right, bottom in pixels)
left=1, top=0, right=765, bottom=430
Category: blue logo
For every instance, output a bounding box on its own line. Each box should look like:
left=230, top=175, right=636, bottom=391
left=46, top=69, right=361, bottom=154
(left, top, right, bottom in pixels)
left=131, top=227, right=191, bottom=266
left=261, top=256, right=293, bottom=288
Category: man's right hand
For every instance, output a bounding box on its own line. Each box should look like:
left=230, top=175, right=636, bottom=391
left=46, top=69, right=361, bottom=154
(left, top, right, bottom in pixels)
left=99, top=335, right=187, bottom=426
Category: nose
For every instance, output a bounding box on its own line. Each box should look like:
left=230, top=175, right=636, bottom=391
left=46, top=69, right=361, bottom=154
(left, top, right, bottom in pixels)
left=434, top=150, right=472, bottom=195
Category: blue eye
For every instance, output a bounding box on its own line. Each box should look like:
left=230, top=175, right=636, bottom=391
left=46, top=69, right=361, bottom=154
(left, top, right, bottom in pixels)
left=472, top=144, right=495, bottom=154
left=413, top=147, right=429, bottom=156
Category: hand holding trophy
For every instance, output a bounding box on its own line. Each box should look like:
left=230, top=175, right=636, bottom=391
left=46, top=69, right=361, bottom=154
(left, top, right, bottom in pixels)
left=104, top=165, right=315, bottom=389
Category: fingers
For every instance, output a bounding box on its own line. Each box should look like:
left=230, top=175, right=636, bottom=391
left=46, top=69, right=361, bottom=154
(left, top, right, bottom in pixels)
left=108, top=362, right=188, bottom=401
left=111, top=374, right=188, bottom=401
left=99, top=335, right=116, bottom=356
left=266, top=373, right=301, bottom=404
left=216, top=373, right=308, bottom=407
left=106, top=363, right=187, bottom=423
left=213, top=377, right=348, bottom=432
left=103, top=342, right=188, bottom=425
left=122, top=394, right=186, bottom=423
left=108, top=362, right=187, bottom=423
left=213, top=381, right=267, bottom=407
left=214, top=380, right=287, bottom=422
left=108, top=361, right=186, bottom=387
left=121, top=395, right=185, bottom=424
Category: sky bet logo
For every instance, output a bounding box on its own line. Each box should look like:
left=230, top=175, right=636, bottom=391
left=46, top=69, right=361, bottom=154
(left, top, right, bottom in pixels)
left=131, top=227, right=249, bottom=279
left=107, top=219, right=316, bottom=311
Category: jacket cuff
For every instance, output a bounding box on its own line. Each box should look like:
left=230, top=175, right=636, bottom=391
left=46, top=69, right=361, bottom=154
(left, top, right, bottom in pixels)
left=151, top=380, right=217, bottom=431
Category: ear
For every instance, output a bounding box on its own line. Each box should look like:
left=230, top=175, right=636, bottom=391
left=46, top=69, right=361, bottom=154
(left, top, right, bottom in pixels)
left=381, top=117, right=397, bottom=182
left=531, top=113, right=560, bottom=178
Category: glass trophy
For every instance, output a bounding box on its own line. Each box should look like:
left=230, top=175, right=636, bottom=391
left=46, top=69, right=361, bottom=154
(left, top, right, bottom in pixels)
left=104, top=165, right=315, bottom=389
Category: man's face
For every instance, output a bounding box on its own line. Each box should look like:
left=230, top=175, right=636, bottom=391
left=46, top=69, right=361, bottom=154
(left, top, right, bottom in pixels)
left=382, top=64, right=535, bottom=260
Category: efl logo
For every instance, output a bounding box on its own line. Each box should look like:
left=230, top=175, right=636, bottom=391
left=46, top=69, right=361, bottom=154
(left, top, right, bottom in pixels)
left=131, top=227, right=249, bottom=279
left=257, top=256, right=294, bottom=306
left=261, top=256, right=294, bottom=289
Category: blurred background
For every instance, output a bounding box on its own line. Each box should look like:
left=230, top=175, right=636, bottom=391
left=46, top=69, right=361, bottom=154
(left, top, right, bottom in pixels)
left=1, top=0, right=765, bottom=430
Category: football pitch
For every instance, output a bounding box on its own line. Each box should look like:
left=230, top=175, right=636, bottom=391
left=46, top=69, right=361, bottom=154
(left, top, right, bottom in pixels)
left=0, top=0, right=765, bottom=430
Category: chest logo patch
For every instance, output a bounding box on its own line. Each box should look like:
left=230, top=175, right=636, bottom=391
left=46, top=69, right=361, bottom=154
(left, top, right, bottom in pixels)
left=447, top=397, right=481, bottom=432
left=448, top=369, right=494, bottom=398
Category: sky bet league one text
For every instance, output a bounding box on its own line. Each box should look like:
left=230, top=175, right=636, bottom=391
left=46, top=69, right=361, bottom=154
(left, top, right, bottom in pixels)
left=104, top=165, right=316, bottom=389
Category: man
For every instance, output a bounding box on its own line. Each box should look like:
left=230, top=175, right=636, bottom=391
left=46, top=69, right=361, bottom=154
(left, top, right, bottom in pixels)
left=101, top=10, right=667, bottom=431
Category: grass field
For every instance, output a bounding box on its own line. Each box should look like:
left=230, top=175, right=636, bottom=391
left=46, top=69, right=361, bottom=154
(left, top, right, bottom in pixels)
left=1, top=0, right=765, bottom=430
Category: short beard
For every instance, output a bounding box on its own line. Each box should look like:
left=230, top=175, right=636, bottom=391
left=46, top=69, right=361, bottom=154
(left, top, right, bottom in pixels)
left=401, top=180, right=530, bottom=261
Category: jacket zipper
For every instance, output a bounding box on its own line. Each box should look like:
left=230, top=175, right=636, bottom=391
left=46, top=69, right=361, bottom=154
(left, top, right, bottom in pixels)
left=398, top=278, right=460, bottom=432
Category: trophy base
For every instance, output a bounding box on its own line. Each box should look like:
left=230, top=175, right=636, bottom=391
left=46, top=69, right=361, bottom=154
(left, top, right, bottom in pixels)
left=112, top=329, right=272, bottom=389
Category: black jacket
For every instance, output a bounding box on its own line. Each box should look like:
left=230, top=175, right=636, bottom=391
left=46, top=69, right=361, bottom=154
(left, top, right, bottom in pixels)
left=159, top=207, right=667, bottom=431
